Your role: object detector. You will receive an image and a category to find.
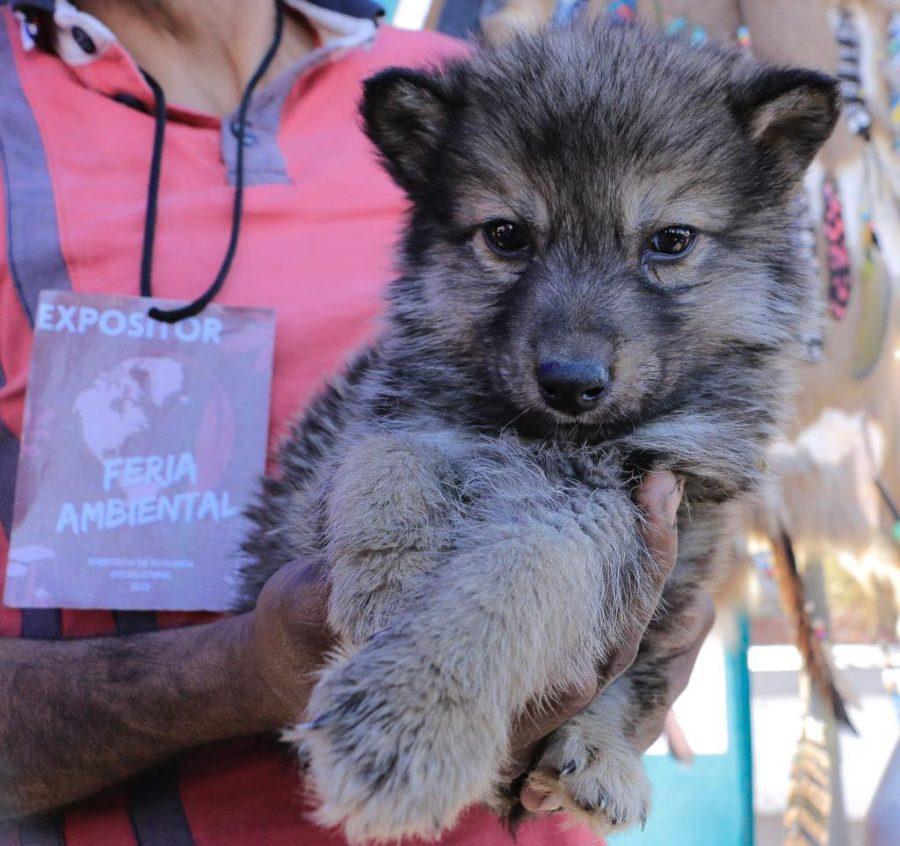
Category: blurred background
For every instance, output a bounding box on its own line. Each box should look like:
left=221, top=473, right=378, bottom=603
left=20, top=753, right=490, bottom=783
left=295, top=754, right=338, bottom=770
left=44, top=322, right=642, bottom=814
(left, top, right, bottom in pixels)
left=381, top=2, right=899, bottom=844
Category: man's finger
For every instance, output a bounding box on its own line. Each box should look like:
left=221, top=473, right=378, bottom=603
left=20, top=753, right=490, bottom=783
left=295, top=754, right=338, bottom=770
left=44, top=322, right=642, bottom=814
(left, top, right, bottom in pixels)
left=634, top=470, right=682, bottom=585
left=505, top=682, right=597, bottom=779
left=255, top=557, right=333, bottom=661
left=593, top=471, right=682, bottom=688
left=260, top=557, right=329, bottom=622
left=511, top=684, right=597, bottom=749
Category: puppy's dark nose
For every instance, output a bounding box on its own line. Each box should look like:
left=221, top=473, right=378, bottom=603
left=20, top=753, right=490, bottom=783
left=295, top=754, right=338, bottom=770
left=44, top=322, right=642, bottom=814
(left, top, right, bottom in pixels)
left=536, top=359, right=610, bottom=415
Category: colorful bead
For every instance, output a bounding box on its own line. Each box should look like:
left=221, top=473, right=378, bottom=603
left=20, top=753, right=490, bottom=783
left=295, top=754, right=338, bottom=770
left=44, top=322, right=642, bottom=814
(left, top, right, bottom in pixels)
left=666, top=16, right=687, bottom=36
left=607, top=0, right=636, bottom=23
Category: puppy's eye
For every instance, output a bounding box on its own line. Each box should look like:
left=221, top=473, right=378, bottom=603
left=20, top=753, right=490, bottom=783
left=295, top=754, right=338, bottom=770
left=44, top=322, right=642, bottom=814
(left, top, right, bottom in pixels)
left=645, top=226, right=696, bottom=259
left=482, top=220, right=531, bottom=258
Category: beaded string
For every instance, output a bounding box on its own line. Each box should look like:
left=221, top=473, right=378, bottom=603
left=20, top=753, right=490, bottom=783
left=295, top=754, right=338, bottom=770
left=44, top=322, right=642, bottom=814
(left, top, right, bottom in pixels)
left=822, top=177, right=852, bottom=322
left=887, top=12, right=900, bottom=150
left=795, top=184, right=826, bottom=364
left=665, top=16, right=707, bottom=46
left=606, top=0, right=637, bottom=24
left=834, top=6, right=873, bottom=139
left=552, top=0, right=588, bottom=24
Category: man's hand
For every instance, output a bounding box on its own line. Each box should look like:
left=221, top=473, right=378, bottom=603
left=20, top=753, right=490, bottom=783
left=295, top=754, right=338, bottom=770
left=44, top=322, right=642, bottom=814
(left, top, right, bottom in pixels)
left=515, top=470, right=714, bottom=813
left=0, top=473, right=709, bottom=821
left=0, top=557, right=332, bottom=819
left=250, top=558, right=334, bottom=724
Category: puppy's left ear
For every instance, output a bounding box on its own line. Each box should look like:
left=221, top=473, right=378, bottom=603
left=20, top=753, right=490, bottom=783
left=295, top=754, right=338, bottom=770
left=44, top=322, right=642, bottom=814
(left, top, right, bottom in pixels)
left=732, top=67, right=840, bottom=174
left=361, top=67, right=457, bottom=196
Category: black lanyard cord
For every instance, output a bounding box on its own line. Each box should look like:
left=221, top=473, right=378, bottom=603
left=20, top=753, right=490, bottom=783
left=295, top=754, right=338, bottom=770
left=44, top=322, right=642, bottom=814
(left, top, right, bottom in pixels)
left=139, top=70, right=167, bottom=302
left=140, top=0, right=285, bottom=324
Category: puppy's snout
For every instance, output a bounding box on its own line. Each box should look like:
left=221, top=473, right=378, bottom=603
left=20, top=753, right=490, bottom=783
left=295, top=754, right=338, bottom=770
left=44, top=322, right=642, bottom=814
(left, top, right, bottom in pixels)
left=536, top=359, right=610, bottom=415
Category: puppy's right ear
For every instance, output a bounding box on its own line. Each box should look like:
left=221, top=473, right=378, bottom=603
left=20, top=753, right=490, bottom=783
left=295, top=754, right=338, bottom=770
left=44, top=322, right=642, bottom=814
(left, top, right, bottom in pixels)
left=361, top=68, right=455, bottom=194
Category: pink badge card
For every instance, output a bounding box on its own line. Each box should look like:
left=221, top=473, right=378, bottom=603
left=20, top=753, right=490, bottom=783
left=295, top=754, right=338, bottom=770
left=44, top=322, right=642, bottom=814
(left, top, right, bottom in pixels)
left=4, top=291, right=275, bottom=611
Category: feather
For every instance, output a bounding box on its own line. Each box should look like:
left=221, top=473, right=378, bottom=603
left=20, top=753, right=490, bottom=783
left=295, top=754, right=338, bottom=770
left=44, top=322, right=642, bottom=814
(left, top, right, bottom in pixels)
left=770, top=528, right=856, bottom=732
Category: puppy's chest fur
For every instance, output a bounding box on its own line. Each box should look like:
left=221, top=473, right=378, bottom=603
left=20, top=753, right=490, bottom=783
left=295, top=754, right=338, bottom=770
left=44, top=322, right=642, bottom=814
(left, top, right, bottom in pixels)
left=239, top=344, right=735, bottom=623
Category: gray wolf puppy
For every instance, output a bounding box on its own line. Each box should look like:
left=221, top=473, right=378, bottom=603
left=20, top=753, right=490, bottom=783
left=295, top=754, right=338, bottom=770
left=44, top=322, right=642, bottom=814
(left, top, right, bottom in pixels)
left=238, top=21, right=838, bottom=843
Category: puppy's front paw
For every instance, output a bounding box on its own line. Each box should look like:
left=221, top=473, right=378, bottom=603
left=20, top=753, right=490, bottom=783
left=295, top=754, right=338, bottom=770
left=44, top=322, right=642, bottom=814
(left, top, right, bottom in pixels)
left=525, top=725, right=652, bottom=835
left=285, top=646, right=499, bottom=843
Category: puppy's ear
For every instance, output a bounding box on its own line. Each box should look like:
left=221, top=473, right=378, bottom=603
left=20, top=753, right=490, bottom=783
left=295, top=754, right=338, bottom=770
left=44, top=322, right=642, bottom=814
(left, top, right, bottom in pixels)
left=732, top=67, right=839, bottom=174
left=361, top=68, right=456, bottom=194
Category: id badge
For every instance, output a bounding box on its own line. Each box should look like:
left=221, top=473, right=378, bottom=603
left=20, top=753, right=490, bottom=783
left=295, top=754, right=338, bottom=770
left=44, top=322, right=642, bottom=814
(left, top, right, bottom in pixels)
left=4, top=291, right=275, bottom=612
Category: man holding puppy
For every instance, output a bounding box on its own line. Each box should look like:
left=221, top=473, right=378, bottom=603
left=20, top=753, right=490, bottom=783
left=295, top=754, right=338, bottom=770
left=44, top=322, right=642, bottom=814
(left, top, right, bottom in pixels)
left=0, top=1, right=711, bottom=843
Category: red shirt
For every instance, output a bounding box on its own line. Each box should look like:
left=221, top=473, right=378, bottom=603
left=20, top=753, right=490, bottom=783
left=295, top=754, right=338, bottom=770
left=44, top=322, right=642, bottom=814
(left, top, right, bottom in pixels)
left=0, top=3, right=599, bottom=844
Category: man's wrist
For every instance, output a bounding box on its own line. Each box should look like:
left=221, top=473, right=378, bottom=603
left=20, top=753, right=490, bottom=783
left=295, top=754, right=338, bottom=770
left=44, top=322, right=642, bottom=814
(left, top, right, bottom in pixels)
left=0, top=614, right=308, bottom=817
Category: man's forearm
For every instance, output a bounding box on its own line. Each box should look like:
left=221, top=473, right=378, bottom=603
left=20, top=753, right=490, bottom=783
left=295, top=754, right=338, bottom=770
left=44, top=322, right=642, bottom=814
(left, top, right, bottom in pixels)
left=0, top=615, right=293, bottom=818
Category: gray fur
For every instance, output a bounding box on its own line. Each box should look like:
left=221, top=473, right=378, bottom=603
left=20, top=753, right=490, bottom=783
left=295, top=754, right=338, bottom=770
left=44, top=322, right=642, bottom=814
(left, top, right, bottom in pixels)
left=239, top=21, right=838, bottom=843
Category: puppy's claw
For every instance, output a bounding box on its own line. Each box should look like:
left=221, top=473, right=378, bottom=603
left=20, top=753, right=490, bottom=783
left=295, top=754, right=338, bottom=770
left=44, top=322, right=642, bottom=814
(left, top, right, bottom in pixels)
left=530, top=720, right=653, bottom=835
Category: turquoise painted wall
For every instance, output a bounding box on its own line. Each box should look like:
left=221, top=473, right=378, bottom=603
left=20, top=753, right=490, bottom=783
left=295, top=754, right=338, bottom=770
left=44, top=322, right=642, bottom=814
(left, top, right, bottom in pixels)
left=381, top=0, right=400, bottom=21
left=615, top=619, right=754, bottom=846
